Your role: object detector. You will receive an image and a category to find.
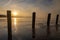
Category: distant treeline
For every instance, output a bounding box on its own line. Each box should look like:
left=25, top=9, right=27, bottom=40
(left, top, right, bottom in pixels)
left=0, top=15, right=31, bottom=18
left=0, top=15, right=6, bottom=17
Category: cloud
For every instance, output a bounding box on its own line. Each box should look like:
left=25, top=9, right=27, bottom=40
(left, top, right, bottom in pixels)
left=0, top=0, right=60, bottom=15
left=0, top=0, right=9, bottom=6
left=40, top=0, right=53, bottom=7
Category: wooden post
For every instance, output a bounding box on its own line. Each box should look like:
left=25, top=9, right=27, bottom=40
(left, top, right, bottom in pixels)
left=7, top=10, right=12, bottom=40
left=47, top=13, right=51, bottom=36
left=56, top=14, right=59, bottom=31
left=32, top=12, right=36, bottom=39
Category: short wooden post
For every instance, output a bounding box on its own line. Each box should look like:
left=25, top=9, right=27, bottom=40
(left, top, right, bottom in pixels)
left=56, top=14, right=59, bottom=31
left=47, top=13, right=51, bottom=36
left=7, top=10, right=12, bottom=40
left=32, top=12, right=36, bottom=39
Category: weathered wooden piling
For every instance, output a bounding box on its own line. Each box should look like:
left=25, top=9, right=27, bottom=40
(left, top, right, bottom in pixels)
left=32, top=12, right=36, bottom=39
left=47, top=13, right=51, bottom=36
left=7, top=10, right=12, bottom=40
left=56, top=14, right=59, bottom=31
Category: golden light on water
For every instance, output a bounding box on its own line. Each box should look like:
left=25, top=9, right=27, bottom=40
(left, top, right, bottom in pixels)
left=13, top=18, right=17, bottom=32
left=14, top=18, right=16, bottom=25
left=12, top=10, right=18, bottom=32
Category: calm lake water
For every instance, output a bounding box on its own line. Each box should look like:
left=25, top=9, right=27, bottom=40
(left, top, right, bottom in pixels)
left=0, top=17, right=60, bottom=40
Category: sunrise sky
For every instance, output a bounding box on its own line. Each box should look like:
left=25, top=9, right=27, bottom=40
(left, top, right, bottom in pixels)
left=0, top=0, right=60, bottom=18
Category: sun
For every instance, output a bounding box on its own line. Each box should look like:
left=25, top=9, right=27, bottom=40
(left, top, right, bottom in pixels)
left=12, top=11, right=17, bottom=16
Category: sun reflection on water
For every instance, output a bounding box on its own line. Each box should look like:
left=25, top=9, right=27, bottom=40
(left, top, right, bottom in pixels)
left=13, top=18, right=17, bottom=33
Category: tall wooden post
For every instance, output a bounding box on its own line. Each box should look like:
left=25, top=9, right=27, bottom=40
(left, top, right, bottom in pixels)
left=47, top=13, right=51, bottom=36
left=56, top=14, right=59, bottom=31
left=32, top=12, right=36, bottom=40
left=7, top=10, right=12, bottom=40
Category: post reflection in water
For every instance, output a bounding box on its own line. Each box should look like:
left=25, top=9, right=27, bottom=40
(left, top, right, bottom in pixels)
left=13, top=18, right=17, bottom=33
